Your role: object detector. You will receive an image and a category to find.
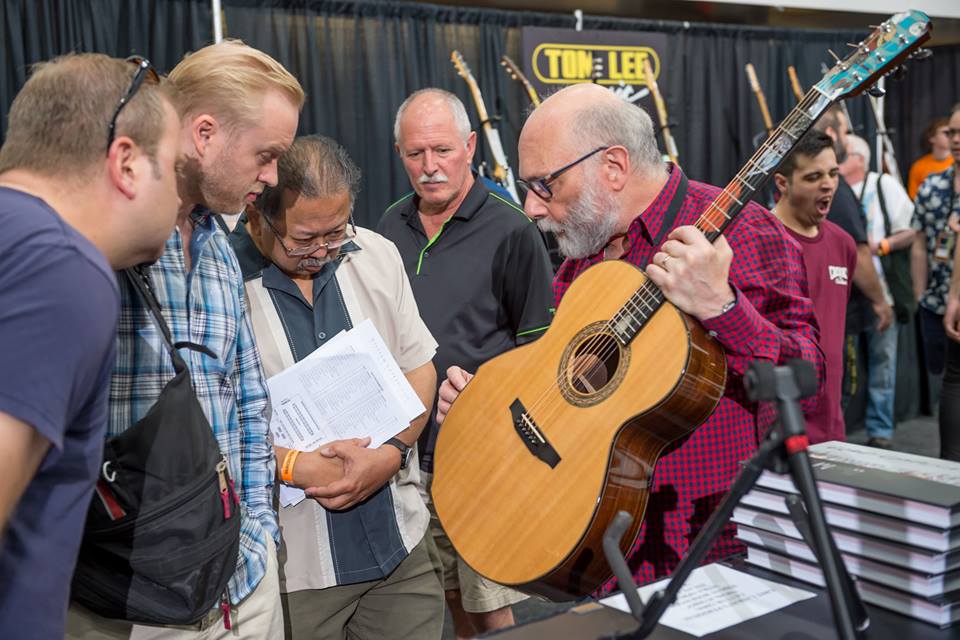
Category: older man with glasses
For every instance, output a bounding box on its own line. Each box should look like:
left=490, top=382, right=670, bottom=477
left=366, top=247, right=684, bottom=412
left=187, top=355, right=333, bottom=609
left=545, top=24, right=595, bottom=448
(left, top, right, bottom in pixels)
left=437, top=82, right=823, bottom=592
left=228, top=134, right=444, bottom=639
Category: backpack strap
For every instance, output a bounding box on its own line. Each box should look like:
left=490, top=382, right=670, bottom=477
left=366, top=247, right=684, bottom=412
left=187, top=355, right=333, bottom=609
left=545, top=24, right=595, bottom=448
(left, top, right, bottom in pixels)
left=122, top=268, right=217, bottom=363
left=875, top=174, right=893, bottom=237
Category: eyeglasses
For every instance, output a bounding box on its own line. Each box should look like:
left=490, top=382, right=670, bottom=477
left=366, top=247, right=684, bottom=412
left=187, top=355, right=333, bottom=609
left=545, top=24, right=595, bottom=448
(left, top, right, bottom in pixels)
left=106, top=56, right=160, bottom=153
left=947, top=129, right=960, bottom=139
left=262, top=214, right=357, bottom=257
left=516, top=146, right=611, bottom=202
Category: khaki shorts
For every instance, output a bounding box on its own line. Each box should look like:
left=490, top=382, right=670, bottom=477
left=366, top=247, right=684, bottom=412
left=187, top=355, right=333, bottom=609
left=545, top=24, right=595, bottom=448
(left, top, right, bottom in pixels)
left=426, top=499, right=528, bottom=614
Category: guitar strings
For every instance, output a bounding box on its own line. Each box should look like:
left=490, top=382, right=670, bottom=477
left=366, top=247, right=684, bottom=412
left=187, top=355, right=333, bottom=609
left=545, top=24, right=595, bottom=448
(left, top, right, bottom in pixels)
left=517, top=89, right=823, bottom=426
left=515, top=89, right=824, bottom=427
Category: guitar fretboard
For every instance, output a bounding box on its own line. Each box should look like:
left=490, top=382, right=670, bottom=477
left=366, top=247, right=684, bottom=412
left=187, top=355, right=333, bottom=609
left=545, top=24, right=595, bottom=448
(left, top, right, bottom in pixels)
left=609, top=86, right=833, bottom=346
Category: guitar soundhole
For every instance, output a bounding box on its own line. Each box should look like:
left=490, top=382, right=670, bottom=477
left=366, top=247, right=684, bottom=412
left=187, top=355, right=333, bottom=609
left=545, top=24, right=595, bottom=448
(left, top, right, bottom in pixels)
left=558, top=322, right=630, bottom=408
left=569, top=333, right=620, bottom=395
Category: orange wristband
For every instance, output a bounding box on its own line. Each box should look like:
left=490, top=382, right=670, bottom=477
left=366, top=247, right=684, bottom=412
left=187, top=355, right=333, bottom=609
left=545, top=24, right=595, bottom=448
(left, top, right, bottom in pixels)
left=879, top=239, right=890, bottom=256
left=281, top=449, right=301, bottom=484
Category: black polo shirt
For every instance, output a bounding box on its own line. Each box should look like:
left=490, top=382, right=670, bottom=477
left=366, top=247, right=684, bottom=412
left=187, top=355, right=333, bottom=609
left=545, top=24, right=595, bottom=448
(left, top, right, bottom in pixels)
left=376, top=176, right=554, bottom=473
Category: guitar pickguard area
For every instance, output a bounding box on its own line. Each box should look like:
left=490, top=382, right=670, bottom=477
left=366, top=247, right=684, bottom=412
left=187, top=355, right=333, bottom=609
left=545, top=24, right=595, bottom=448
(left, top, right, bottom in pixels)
left=558, top=321, right=631, bottom=408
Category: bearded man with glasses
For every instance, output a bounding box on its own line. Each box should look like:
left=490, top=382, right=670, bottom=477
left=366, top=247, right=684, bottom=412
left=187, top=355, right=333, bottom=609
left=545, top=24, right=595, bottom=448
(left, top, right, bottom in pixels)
left=0, top=53, right=180, bottom=640
left=437, top=82, right=823, bottom=592
left=228, top=135, right=444, bottom=639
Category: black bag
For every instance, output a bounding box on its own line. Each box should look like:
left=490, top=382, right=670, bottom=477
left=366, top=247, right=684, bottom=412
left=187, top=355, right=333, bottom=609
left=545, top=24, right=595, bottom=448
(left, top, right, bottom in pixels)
left=71, top=268, right=241, bottom=625
left=874, top=175, right=918, bottom=325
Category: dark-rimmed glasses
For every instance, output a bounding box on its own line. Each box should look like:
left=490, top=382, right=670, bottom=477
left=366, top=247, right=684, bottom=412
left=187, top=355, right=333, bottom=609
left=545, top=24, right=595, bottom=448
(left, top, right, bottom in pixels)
left=262, top=215, right=357, bottom=257
left=106, top=56, right=160, bottom=153
left=517, top=146, right=610, bottom=202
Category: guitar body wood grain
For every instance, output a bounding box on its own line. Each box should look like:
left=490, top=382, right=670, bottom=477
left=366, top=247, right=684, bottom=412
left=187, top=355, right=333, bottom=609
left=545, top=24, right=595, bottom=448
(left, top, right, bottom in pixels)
left=431, top=259, right=726, bottom=598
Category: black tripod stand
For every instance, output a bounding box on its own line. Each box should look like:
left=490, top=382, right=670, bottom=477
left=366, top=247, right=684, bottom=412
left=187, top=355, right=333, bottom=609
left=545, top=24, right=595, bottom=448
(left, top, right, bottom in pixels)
left=600, top=359, right=869, bottom=640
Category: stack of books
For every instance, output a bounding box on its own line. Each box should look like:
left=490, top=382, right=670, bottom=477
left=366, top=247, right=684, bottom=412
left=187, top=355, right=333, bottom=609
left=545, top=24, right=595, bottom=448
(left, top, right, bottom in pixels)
left=733, top=441, right=960, bottom=628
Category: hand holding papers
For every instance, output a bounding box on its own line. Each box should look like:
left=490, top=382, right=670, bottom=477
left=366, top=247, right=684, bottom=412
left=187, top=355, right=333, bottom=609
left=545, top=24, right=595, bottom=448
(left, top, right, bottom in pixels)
left=267, top=320, right=426, bottom=507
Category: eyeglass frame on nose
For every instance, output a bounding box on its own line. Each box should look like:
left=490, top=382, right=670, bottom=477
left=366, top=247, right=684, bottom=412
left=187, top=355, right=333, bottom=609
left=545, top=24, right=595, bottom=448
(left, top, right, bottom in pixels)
left=516, top=146, right=611, bottom=202
left=947, top=128, right=960, bottom=139
left=106, top=56, right=160, bottom=154
left=261, top=214, right=357, bottom=257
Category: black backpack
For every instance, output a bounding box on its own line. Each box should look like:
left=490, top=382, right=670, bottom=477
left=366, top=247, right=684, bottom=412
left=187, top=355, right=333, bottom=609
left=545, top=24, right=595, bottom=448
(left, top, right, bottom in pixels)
left=71, top=268, right=241, bottom=624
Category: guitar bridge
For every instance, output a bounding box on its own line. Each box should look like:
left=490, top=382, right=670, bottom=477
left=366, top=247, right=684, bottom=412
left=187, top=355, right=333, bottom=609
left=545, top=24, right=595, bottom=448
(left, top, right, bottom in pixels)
left=510, top=399, right=560, bottom=468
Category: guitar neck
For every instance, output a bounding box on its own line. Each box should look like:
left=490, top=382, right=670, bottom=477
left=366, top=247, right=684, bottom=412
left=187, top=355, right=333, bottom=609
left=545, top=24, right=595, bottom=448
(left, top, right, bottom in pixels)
left=609, top=85, right=833, bottom=345
left=745, top=63, right=774, bottom=134
left=787, top=66, right=804, bottom=103
left=642, top=57, right=679, bottom=166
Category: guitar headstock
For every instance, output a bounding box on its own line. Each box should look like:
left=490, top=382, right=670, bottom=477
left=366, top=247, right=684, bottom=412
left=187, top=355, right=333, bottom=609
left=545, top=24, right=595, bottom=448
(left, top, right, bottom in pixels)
left=744, top=63, right=762, bottom=93
left=499, top=55, right=523, bottom=82
left=451, top=50, right=476, bottom=85
left=501, top=54, right=541, bottom=107
left=815, top=10, right=931, bottom=101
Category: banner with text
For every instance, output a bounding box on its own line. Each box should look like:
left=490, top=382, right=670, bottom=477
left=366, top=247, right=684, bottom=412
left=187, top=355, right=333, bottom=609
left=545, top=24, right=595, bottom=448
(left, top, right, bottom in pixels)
left=520, top=27, right=669, bottom=108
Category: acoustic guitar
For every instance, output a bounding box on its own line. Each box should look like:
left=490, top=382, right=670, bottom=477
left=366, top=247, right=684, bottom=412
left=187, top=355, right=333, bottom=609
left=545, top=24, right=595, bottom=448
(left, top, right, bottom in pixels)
left=432, top=11, right=931, bottom=600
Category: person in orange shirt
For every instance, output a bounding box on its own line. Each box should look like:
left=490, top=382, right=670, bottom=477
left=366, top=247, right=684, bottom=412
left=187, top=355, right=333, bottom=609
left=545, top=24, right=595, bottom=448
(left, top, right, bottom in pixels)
left=908, top=116, right=953, bottom=200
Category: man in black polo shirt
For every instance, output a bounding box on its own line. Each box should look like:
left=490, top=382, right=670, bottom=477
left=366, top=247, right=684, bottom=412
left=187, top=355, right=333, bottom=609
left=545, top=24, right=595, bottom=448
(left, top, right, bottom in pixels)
left=376, top=88, right=553, bottom=638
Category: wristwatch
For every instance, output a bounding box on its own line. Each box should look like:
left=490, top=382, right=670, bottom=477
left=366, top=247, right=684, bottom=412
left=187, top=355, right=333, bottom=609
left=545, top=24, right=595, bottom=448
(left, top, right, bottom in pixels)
left=384, top=437, right=411, bottom=470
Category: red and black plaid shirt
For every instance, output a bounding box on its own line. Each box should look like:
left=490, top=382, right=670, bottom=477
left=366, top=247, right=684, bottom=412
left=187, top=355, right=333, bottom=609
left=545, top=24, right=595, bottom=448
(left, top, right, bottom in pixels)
left=553, top=166, right=824, bottom=592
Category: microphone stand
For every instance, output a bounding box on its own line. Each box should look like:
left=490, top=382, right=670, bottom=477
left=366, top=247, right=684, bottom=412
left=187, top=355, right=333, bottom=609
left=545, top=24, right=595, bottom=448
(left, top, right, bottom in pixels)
left=600, top=359, right=869, bottom=640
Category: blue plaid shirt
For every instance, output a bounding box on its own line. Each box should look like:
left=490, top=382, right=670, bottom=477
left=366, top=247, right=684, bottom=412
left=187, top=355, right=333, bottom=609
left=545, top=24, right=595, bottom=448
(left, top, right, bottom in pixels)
left=108, top=211, right=277, bottom=605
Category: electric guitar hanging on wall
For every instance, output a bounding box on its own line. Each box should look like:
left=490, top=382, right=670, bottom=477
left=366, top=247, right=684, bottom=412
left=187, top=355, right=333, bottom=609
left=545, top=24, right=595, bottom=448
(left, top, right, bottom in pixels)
left=500, top=54, right=541, bottom=108
left=787, top=65, right=805, bottom=103
left=745, top=62, right=775, bottom=139
left=642, top=55, right=680, bottom=167
left=451, top=50, right=520, bottom=202
left=432, top=11, right=931, bottom=600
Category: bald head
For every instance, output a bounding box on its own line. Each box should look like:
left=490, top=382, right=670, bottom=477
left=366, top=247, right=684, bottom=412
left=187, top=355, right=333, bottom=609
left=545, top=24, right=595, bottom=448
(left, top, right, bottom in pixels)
left=520, top=83, right=663, bottom=176
left=394, top=88, right=471, bottom=145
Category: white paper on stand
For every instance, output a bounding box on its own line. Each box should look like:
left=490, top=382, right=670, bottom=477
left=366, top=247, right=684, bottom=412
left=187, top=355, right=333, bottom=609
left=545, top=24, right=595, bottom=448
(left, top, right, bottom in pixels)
left=267, top=320, right=426, bottom=507
left=600, top=563, right=815, bottom=637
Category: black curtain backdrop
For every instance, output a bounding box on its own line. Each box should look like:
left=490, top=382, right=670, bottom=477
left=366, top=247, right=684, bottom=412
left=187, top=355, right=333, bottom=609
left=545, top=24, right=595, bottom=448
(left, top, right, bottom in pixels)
left=1, top=0, right=956, bottom=227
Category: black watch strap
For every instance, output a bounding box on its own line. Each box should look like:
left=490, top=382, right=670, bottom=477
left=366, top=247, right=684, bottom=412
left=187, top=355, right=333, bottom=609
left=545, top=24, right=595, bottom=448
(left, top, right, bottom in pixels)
left=384, top=437, right=411, bottom=470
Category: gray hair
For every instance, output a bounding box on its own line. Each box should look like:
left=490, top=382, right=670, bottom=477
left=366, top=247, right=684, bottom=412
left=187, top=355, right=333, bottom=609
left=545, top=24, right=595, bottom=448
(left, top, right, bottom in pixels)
left=572, top=98, right=663, bottom=174
left=256, top=135, right=361, bottom=220
left=393, top=88, right=471, bottom=145
left=846, top=133, right=871, bottom=166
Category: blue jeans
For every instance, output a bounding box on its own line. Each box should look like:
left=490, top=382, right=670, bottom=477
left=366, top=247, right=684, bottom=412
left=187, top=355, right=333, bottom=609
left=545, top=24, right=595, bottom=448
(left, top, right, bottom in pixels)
left=864, top=323, right=898, bottom=440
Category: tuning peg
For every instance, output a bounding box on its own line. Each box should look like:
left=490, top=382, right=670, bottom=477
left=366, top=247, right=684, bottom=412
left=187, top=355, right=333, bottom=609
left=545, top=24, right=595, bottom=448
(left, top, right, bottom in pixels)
left=827, top=49, right=841, bottom=63
left=911, top=47, right=933, bottom=60
left=888, top=65, right=907, bottom=81
left=866, top=85, right=885, bottom=98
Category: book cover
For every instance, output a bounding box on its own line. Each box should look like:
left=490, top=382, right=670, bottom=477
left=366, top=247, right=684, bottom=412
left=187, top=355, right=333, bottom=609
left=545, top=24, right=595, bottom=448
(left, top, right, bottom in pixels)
left=740, top=488, right=960, bottom=552
left=754, top=441, right=960, bottom=528
left=744, top=546, right=960, bottom=628
left=732, top=506, right=960, bottom=575
left=736, top=524, right=960, bottom=597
